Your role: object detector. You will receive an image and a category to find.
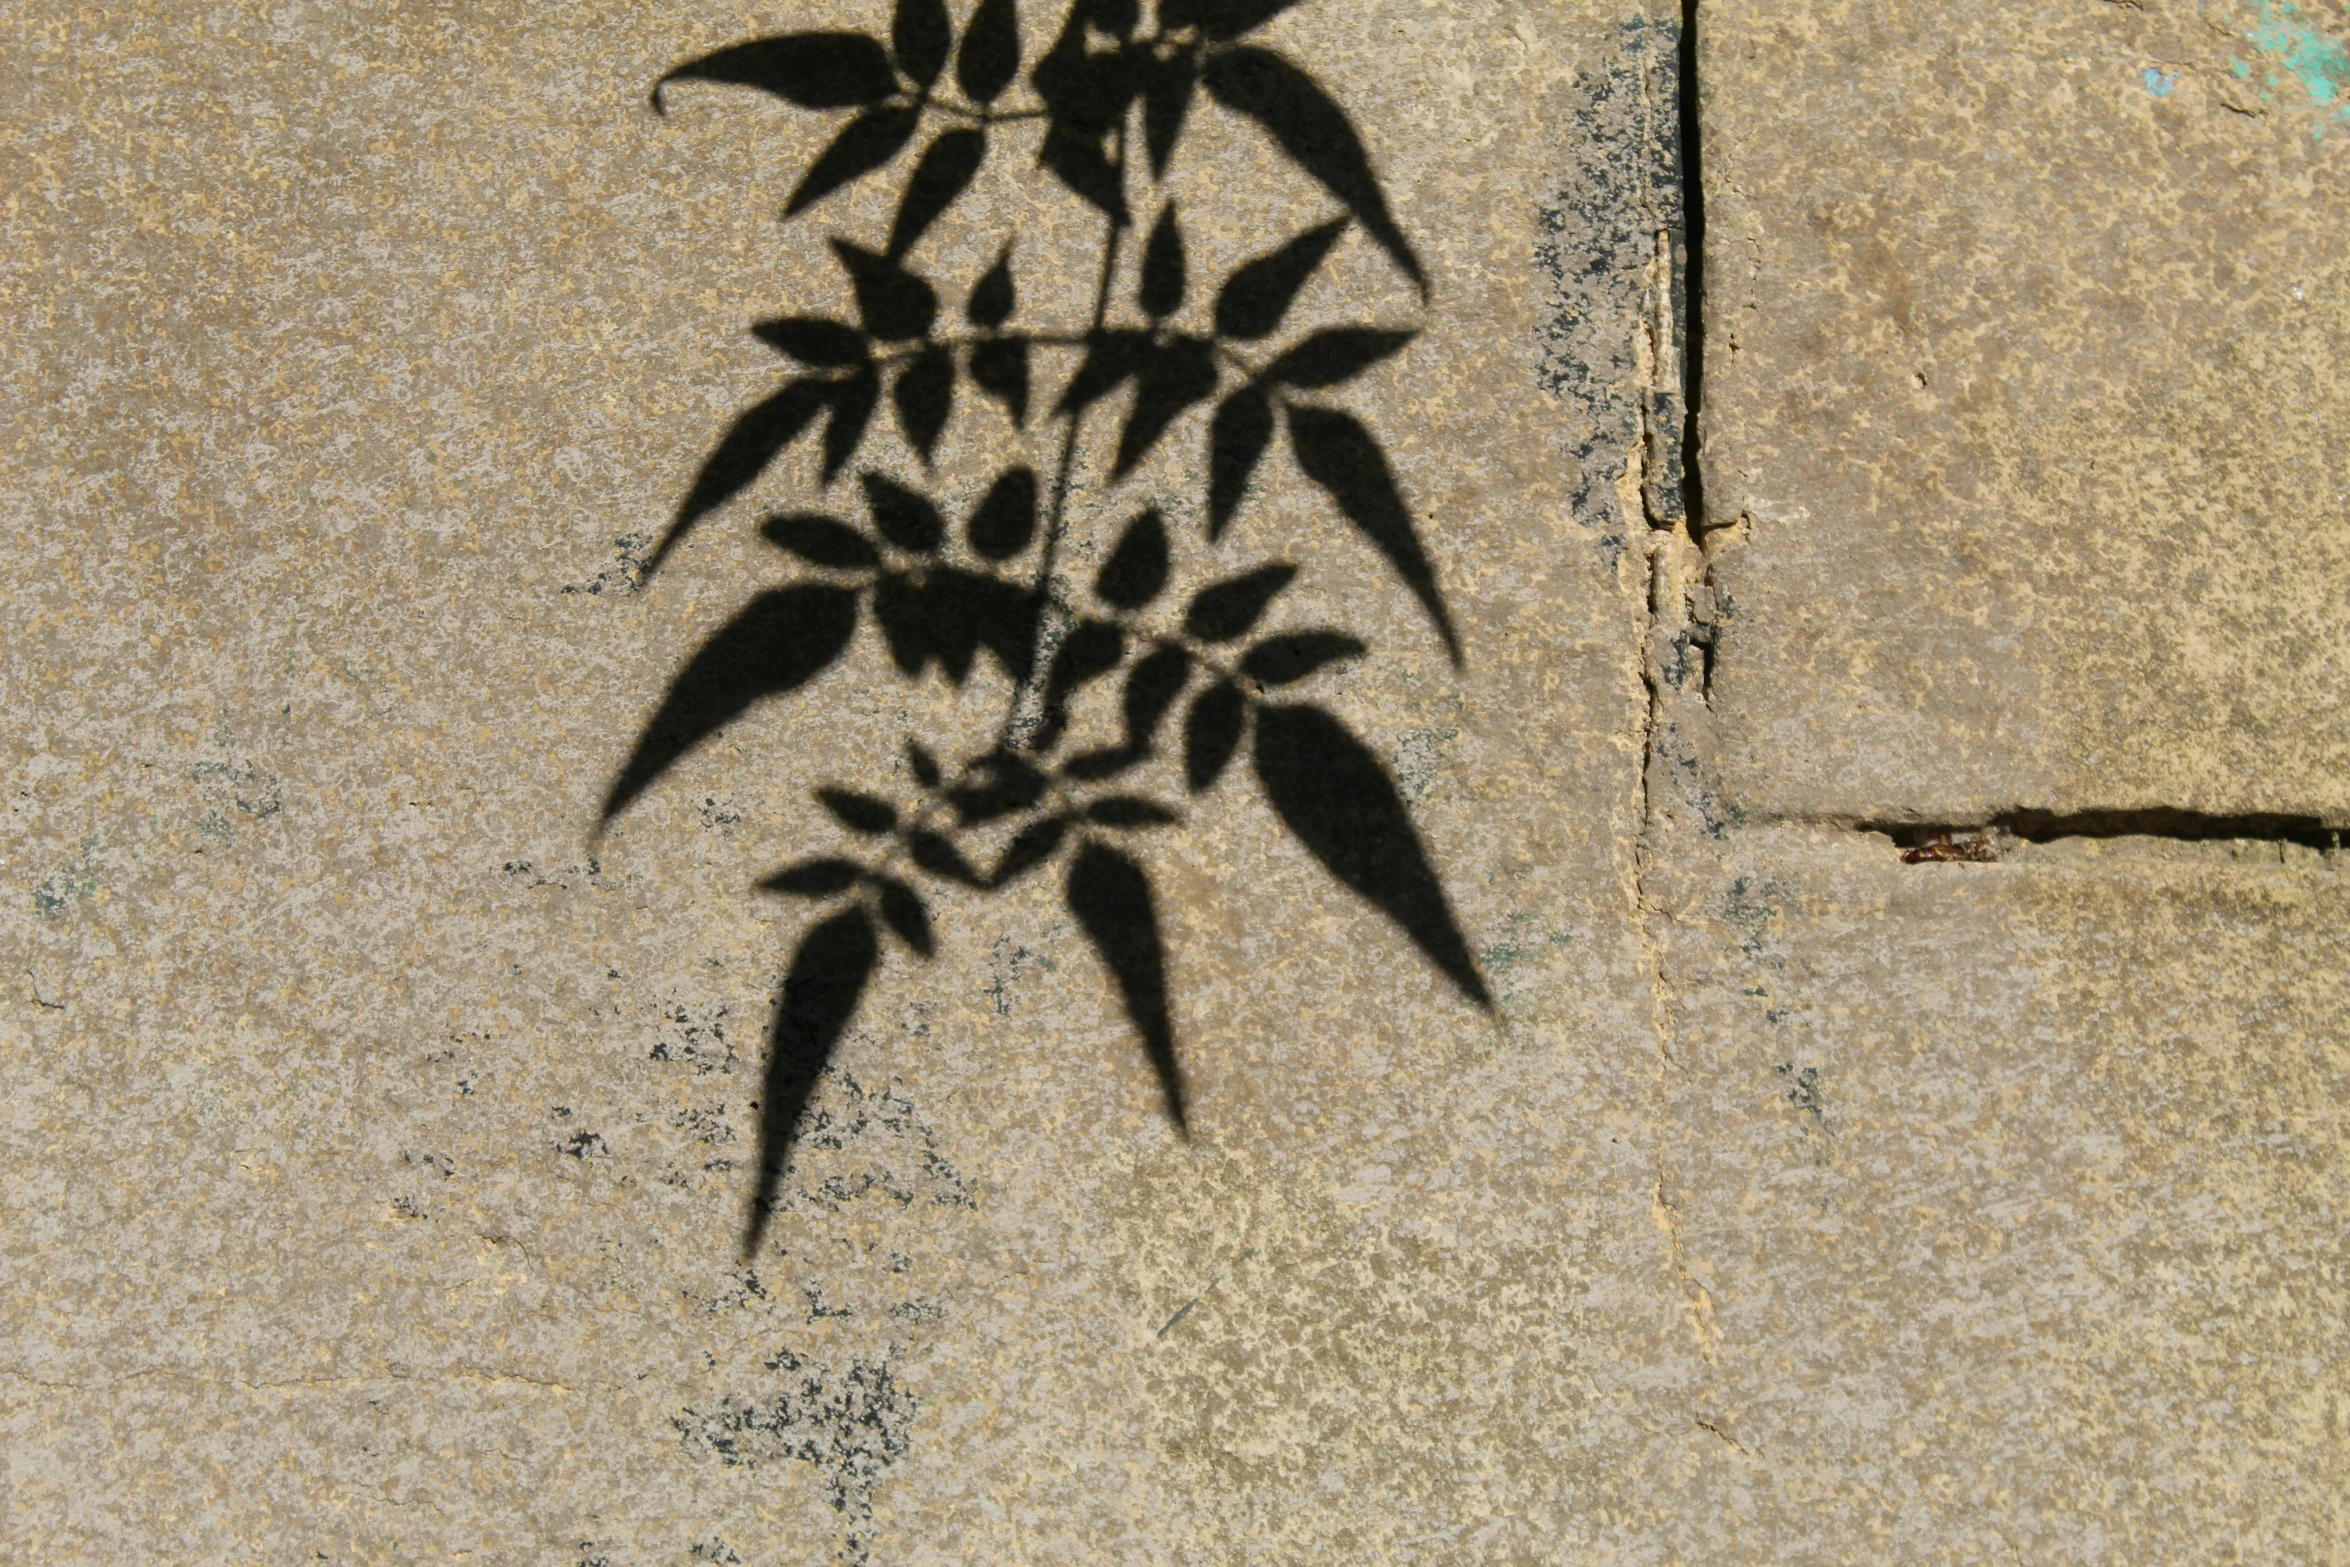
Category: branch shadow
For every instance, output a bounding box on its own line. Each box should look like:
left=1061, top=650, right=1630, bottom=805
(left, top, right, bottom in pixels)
left=617, top=0, right=1494, bottom=1257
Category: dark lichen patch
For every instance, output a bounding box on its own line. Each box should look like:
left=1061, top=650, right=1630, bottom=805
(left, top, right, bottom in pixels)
left=30, top=833, right=102, bottom=918
left=651, top=1000, right=739, bottom=1075
left=1720, top=873, right=1795, bottom=958
left=1536, top=16, right=1689, bottom=534
left=781, top=1073, right=978, bottom=1215
left=671, top=1103, right=740, bottom=1174
left=675, top=1351, right=916, bottom=1563
left=564, top=532, right=651, bottom=597
left=560, top=1129, right=611, bottom=1160
left=1775, top=1061, right=1824, bottom=1121
left=184, top=758, right=285, bottom=848
left=1653, top=720, right=1731, bottom=839
left=692, top=1266, right=772, bottom=1317
left=501, top=855, right=607, bottom=891
left=983, top=928, right=1064, bottom=1017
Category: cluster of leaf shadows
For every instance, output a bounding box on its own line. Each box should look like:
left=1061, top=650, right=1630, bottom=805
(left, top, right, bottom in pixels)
left=615, top=0, right=1490, bottom=1258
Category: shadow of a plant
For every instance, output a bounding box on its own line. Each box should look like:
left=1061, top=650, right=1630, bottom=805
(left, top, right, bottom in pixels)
left=612, top=0, right=1489, bottom=1257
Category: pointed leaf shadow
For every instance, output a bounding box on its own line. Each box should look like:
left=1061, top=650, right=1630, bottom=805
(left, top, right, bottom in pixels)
left=1161, top=0, right=1306, bottom=41
left=1065, top=642, right=1189, bottom=779
left=752, top=316, right=869, bottom=368
left=1142, top=52, right=1198, bottom=177
left=990, top=814, right=1068, bottom=886
left=1067, top=841, right=1187, bottom=1131
left=823, top=367, right=882, bottom=481
left=862, top=471, right=945, bottom=552
left=760, top=857, right=864, bottom=896
left=956, top=0, right=1022, bottom=103
left=1267, top=327, right=1414, bottom=387
left=892, top=0, right=952, bottom=89
left=603, top=584, right=860, bottom=821
left=1251, top=703, right=1488, bottom=1007
left=1213, top=218, right=1345, bottom=340
left=967, top=248, right=1017, bottom=327
left=893, top=346, right=955, bottom=461
left=969, top=338, right=1031, bottom=426
left=653, top=33, right=897, bottom=113
left=743, top=907, right=880, bottom=1258
left=1039, top=125, right=1130, bottom=223
left=1139, top=204, right=1186, bottom=318
left=1241, top=629, right=1364, bottom=684
left=761, top=512, right=880, bottom=569
left=1201, top=46, right=1425, bottom=296
left=967, top=466, right=1038, bottom=559
left=789, top=105, right=922, bottom=216
left=1123, top=646, right=1191, bottom=750
left=889, top=129, right=987, bottom=259
left=1058, top=330, right=1149, bottom=414
left=832, top=241, right=939, bottom=341
left=1116, top=337, right=1218, bottom=478
left=875, top=874, right=936, bottom=954
left=1095, top=507, right=1169, bottom=608
left=1284, top=403, right=1457, bottom=659
left=1207, top=385, right=1274, bottom=537
left=1183, top=679, right=1247, bottom=791
left=646, top=381, right=832, bottom=579
left=1037, top=618, right=1125, bottom=750
left=1184, top=562, right=1295, bottom=640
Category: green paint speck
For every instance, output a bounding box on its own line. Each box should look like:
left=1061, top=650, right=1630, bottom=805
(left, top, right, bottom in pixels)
left=2247, top=0, right=2350, bottom=112
left=32, top=834, right=101, bottom=918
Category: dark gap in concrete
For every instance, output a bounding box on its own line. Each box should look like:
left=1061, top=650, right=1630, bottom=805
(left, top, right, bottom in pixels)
left=1870, top=812, right=2345, bottom=856
left=1678, top=0, right=1705, bottom=535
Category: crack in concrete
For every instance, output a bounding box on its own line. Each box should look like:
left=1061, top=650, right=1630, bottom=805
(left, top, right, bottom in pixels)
left=1865, top=810, right=2347, bottom=854
left=1693, top=1414, right=1750, bottom=1456
left=1616, top=5, right=1729, bottom=1382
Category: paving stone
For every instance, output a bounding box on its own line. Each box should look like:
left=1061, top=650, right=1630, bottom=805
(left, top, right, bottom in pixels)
left=1699, top=0, right=2350, bottom=825
left=0, top=2, right=1690, bottom=1559
left=7, top=0, right=2344, bottom=1559
left=1645, top=828, right=2350, bottom=1561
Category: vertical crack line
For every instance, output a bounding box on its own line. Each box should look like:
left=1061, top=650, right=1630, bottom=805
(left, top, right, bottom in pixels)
left=1627, top=0, right=1721, bottom=1370
left=1678, top=0, right=1705, bottom=535
left=1629, top=3, right=1702, bottom=1070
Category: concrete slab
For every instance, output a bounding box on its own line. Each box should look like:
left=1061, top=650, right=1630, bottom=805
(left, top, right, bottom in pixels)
left=1644, top=828, right=2350, bottom=1561
left=6, top=0, right=2345, bottom=1559
left=1, top=2, right=1689, bottom=1558
left=1700, top=0, right=2350, bottom=826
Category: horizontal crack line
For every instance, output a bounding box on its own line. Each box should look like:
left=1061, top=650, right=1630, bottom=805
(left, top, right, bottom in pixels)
left=1858, top=809, right=2344, bottom=852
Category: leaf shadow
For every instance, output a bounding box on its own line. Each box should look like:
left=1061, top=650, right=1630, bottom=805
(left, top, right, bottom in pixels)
left=619, top=0, right=1491, bottom=1248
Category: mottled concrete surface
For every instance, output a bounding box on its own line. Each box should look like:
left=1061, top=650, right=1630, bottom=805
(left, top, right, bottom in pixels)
left=1701, top=0, right=2350, bottom=824
left=1646, top=830, right=2350, bottom=1561
left=3, top=0, right=2345, bottom=1562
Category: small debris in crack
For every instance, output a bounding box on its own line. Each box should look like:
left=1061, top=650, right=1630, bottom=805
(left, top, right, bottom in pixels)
left=1899, top=831, right=2001, bottom=865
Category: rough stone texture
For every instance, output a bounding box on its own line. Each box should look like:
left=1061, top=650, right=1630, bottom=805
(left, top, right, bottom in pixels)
left=5, top=0, right=2347, bottom=1561
left=1647, top=829, right=2350, bottom=1561
left=1630, top=1, right=2350, bottom=1557
left=1701, top=0, right=2350, bottom=825
left=1, top=2, right=1686, bottom=1561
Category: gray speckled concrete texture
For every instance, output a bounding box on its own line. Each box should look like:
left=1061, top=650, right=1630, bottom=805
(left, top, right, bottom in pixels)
left=1699, top=0, right=2350, bottom=824
left=1641, top=1, right=2350, bottom=1557
left=2, top=0, right=2344, bottom=1562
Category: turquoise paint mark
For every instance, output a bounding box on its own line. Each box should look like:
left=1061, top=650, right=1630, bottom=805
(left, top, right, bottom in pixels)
left=2233, top=56, right=2254, bottom=78
left=31, top=834, right=100, bottom=918
left=2242, top=1, right=2350, bottom=133
left=2144, top=67, right=2179, bottom=97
